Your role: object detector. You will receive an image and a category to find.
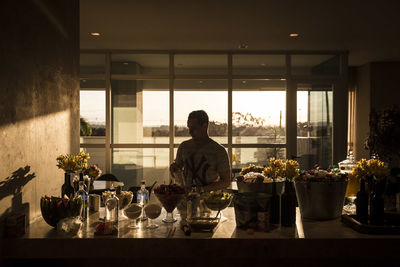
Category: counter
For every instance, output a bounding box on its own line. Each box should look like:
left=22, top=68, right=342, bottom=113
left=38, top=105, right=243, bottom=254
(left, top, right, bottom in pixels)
left=1, top=207, right=400, bottom=267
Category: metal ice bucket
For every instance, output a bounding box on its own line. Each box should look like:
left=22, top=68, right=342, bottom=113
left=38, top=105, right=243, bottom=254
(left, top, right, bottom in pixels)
left=236, top=181, right=285, bottom=195
left=294, top=180, right=348, bottom=220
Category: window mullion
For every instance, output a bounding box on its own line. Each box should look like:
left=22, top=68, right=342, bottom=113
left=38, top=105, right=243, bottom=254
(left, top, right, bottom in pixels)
left=105, top=52, right=111, bottom=173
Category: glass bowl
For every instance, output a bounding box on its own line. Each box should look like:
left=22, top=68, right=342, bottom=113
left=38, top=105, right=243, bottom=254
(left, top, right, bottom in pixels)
left=202, top=192, right=233, bottom=211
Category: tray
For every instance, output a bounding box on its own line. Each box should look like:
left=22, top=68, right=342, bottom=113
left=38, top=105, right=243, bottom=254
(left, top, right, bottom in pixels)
left=188, top=217, right=220, bottom=232
left=341, top=214, right=400, bottom=235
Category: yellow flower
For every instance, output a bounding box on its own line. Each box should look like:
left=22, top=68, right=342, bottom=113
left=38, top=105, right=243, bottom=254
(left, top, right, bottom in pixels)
left=351, top=158, right=389, bottom=181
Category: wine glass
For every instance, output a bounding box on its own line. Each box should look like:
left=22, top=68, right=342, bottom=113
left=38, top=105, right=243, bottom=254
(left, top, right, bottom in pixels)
left=155, top=192, right=185, bottom=223
left=124, top=204, right=142, bottom=229
left=144, top=204, right=162, bottom=229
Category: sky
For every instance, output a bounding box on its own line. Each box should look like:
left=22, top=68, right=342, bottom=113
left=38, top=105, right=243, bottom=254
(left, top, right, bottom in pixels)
left=80, top=90, right=309, bottom=126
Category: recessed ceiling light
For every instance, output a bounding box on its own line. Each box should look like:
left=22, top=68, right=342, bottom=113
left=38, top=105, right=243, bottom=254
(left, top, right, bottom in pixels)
left=123, top=62, right=129, bottom=65
left=238, top=43, right=249, bottom=49
left=90, top=32, right=101, bottom=36
left=260, top=63, right=266, bottom=67
left=199, top=80, right=204, bottom=84
left=242, top=80, right=247, bottom=84
left=289, top=33, right=299, bottom=37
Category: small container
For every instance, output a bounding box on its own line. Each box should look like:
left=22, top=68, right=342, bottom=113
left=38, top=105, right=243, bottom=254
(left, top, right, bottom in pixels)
left=89, top=194, right=100, bottom=212
left=257, top=211, right=270, bottom=232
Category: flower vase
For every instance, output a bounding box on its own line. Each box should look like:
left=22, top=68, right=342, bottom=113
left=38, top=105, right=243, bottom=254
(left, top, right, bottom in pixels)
left=355, top=179, right=368, bottom=224
left=369, top=180, right=385, bottom=226
left=281, top=180, right=296, bottom=227
left=269, top=180, right=280, bottom=224
left=61, top=172, right=75, bottom=199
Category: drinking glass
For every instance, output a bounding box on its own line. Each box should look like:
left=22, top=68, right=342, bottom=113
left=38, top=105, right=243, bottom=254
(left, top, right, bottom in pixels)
left=343, top=172, right=359, bottom=214
left=124, top=204, right=142, bottom=229
left=145, top=204, right=162, bottom=229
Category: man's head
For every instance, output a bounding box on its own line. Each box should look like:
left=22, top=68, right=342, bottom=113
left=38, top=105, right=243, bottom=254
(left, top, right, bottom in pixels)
left=187, top=110, right=209, bottom=140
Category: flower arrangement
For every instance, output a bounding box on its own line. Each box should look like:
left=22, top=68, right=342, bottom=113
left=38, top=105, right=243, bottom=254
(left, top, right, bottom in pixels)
left=84, top=164, right=102, bottom=179
left=240, top=164, right=264, bottom=175
left=263, top=158, right=300, bottom=181
left=351, top=158, right=389, bottom=182
left=238, top=158, right=299, bottom=183
left=296, top=166, right=347, bottom=182
left=56, top=151, right=90, bottom=173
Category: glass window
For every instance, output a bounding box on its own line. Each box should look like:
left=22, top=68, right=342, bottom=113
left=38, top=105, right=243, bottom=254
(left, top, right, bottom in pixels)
left=174, top=54, right=227, bottom=75
left=232, top=148, right=286, bottom=169
left=112, top=148, right=169, bottom=190
left=297, top=83, right=333, bottom=170
left=111, top=79, right=169, bottom=144
left=111, top=54, right=169, bottom=75
left=80, top=89, right=106, bottom=142
left=233, top=79, right=286, bottom=144
left=80, top=53, right=105, bottom=74
left=291, top=55, right=340, bottom=75
left=174, top=80, right=228, bottom=144
left=233, top=54, right=286, bottom=75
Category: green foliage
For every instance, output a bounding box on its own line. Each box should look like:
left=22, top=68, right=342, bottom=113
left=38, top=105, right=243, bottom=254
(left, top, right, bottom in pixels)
left=80, top=117, right=92, bottom=136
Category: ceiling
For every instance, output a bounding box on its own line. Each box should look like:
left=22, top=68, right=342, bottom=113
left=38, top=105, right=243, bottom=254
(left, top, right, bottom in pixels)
left=80, top=0, right=400, bottom=66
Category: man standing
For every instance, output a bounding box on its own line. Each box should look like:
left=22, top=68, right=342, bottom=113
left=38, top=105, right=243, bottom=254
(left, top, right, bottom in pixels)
left=170, top=110, right=231, bottom=192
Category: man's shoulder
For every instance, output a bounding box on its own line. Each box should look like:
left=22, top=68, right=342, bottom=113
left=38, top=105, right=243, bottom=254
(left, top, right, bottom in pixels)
left=208, top=138, right=227, bottom=153
left=179, top=139, right=194, bottom=148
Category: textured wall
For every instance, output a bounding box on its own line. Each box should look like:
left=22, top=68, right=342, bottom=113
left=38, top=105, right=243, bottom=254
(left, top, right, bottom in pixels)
left=370, top=62, right=400, bottom=110
left=0, top=0, right=79, bottom=233
left=354, top=62, right=400, bottom=161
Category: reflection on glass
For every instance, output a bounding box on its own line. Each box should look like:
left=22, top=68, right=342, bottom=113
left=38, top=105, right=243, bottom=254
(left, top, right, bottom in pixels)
left=80, top=90, right=106, bottom=140
left=296, top=84, right=333, bottom=170
left=174, top=54, right=227, bottom=75
left=111, top=148, right=169, bottom=190
left=232, top=148, right=286, bottom=169
left=112, top=79, right=169, bottom=144
left=111, top=54, right=169, bottom=75
left=233, top=80, right=286, bottom=144
left=233, top=55, right=286, bottom=75
left=291, top=55, right=340, bottom=75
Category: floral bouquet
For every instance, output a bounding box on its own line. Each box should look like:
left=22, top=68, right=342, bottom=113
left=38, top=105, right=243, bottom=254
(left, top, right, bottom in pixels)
left=84, top=165, right=102, bottom=179
left=56, top=151, right=90, bottom=173
left=263, top=158, right=300, bottom=182
left=296, top=166, right=347, bottom=182
left=240, top=164, right=265, bottom=175
left=238, top=158, right=299, bottom=183
left=352, top=158, right=389, bottom=183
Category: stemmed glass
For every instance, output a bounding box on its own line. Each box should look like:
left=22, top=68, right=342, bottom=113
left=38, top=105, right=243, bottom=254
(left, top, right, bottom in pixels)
left=144, top=204, right=162, bottom=229
left=123, top=204, right=142, bottom=229
left=155, top=192, right=185, bottom=223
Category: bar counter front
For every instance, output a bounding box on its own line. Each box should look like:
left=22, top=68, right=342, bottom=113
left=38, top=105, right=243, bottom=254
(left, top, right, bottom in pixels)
left=2, top=207, right=400, bottom=267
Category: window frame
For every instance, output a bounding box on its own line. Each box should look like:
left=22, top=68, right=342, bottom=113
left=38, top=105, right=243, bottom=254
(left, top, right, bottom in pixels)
left=80, top=50, right=348, bottom=175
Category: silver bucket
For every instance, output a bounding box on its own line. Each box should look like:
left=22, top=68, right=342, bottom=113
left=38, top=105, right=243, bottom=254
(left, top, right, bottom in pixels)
left=236, top=181, right=285, bottom=195
left=294, top=180, right=348, bottom=220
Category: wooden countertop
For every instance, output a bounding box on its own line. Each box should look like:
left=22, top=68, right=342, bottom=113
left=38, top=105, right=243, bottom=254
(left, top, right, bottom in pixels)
left=2, top=207, right=400, bottom=266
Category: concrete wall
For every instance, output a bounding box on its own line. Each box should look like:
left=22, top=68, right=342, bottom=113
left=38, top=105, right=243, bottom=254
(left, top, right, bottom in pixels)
left=0, top=0, right=79, bottom=234
left=353, top=62, right=400, bottom=161
left=370, top=62, right=400, bottom=110
left=354, top=64, right=371, bottom=160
